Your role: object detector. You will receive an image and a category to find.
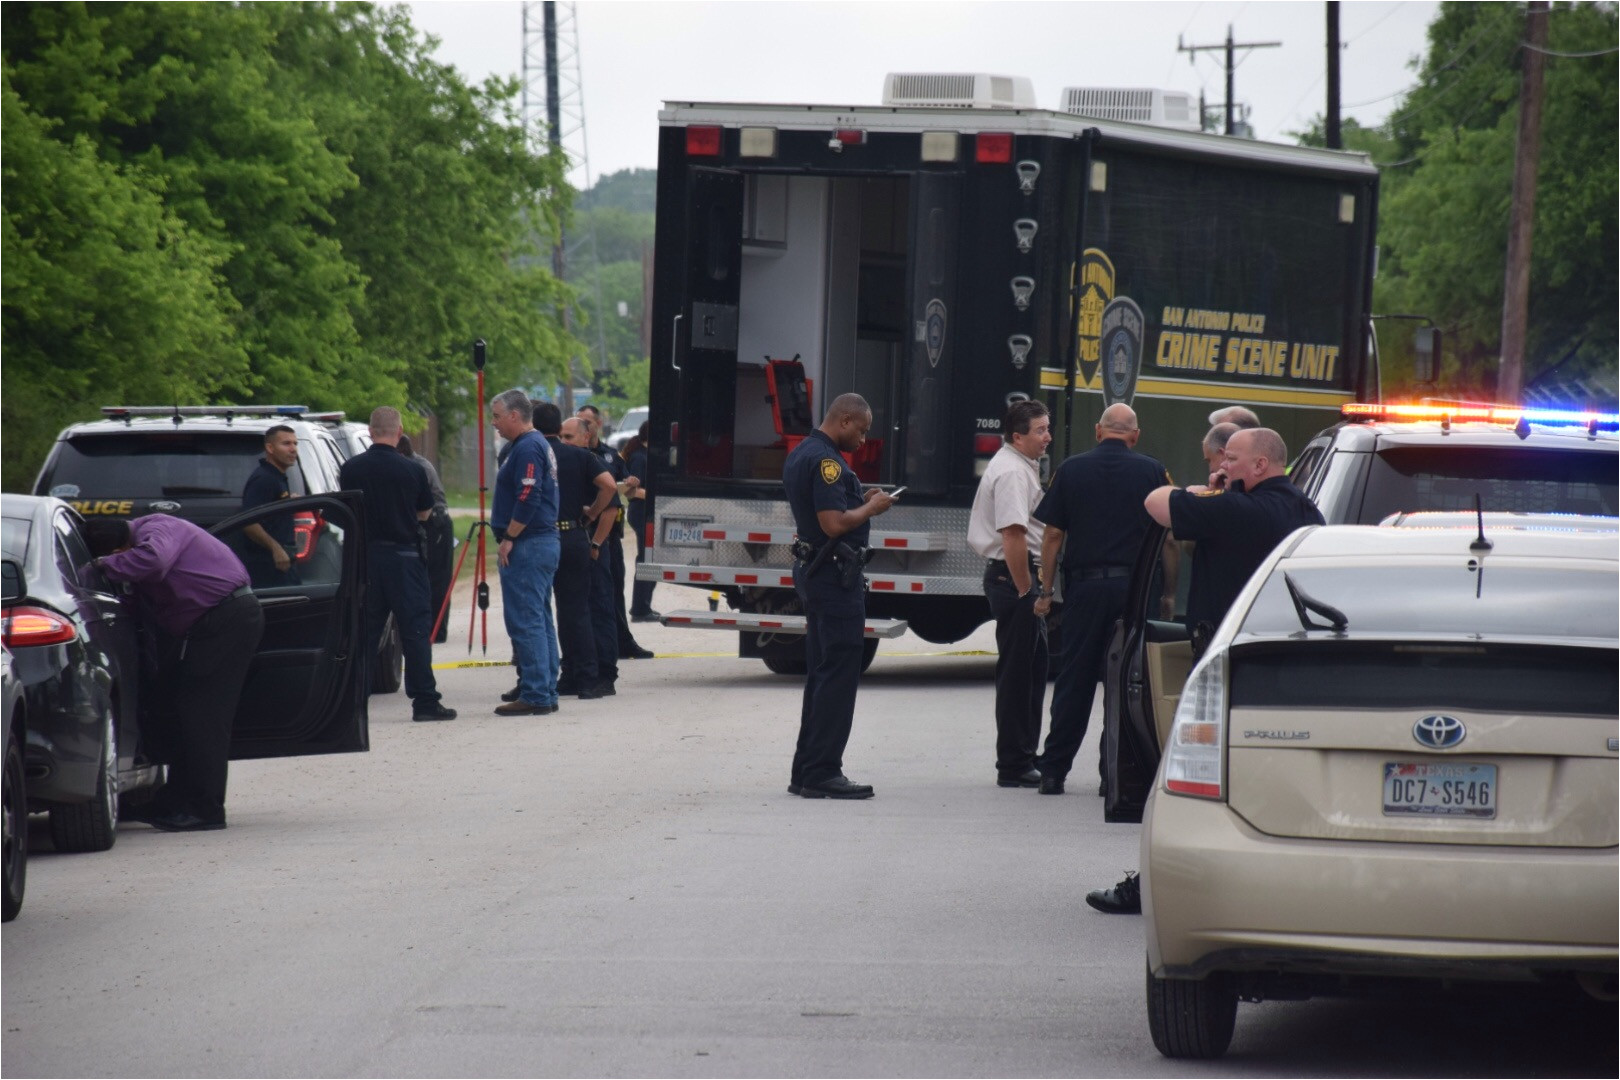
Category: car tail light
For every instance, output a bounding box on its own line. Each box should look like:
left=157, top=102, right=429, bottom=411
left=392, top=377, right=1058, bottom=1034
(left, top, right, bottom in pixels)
left=1163, top=652, right=1226, bottom=800
left=686, top=126, right=722, bottom=157
left=293, top=511, right=324, bottom=563
left=975, top=132, right=1013, bottom=163
left=2, top=606, right=77, bottom=647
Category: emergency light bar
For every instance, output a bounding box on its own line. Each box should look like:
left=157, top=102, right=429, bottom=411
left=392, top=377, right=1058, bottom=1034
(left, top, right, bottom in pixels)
left=1342, top=402, right=1620, bottom=430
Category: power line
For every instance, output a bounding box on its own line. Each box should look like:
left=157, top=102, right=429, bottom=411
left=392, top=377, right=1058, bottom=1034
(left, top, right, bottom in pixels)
left=1522, top=41, right=1619, bottom=57
left=1345, top=2, right=1403, bottom=46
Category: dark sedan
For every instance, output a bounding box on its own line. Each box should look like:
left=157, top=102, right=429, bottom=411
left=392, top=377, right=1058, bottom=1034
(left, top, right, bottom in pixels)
left=1, top=495, right=162, bottom=852
left=3, top=644, right=26, bottom=919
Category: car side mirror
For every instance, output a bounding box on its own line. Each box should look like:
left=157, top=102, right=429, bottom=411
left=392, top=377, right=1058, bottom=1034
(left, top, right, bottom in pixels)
left=2, top=559, right=24, bottom=602
left=1413, top=327, right=1441, bottom=384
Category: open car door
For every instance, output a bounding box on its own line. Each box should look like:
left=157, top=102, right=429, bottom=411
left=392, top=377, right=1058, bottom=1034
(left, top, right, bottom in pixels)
left=209, top=493, right=368, bottom=759
left=1102, top=525, right=1191, bottom=823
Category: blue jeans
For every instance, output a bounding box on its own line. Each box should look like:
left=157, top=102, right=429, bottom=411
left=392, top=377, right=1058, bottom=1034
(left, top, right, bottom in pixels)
left=500, top=534, right=561, bottom=706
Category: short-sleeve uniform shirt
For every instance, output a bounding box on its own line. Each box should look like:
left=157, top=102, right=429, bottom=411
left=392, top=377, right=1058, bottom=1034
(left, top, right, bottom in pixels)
left=547, top=435, right=609, bottom=525
left=784, top=430, right=867, bottom=548
left=241, top=457, right=295, bottom=547
left=1168, top=475, right=1325, bottom=631
left=1034, top=439, right=1170, bottom=574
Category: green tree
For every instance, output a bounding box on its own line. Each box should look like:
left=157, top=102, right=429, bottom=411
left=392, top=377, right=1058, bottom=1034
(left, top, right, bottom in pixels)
left=0, top=67, right=248, bottom=490
left=1361, top=1, right=1617, bottom=398
left=1, top=1, right=577, bottom=485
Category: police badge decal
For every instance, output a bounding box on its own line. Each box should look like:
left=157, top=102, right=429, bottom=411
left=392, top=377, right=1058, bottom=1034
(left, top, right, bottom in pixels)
left=924, top=299, right=947, bottom=368
left=1099, top=296, right=1145, bottom=408
left=820, top=458, right=843, bottom=484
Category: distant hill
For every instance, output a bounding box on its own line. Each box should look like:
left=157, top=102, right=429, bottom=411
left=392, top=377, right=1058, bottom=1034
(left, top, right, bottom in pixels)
left=583, top=168, right=655, bottom=215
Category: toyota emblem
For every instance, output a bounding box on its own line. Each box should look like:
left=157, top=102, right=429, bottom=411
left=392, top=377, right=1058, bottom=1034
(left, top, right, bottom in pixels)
left=1413, top=715, right=1466, bottom=750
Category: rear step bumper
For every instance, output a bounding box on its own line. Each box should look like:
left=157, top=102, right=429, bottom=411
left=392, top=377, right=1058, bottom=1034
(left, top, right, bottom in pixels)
left=660, top=610, right=908, bottom=639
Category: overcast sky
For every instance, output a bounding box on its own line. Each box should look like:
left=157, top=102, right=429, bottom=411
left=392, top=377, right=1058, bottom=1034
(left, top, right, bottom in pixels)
left=403, top=1, right=1440, bottom=184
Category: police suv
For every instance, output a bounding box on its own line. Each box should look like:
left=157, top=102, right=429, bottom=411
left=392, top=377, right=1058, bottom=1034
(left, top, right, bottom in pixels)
left=32, top=406, right=404, bottom=692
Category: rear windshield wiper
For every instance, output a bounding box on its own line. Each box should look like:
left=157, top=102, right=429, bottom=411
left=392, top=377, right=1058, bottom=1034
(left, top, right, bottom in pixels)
left=1283, top=572, right=1349, bottom=634
left=160, top=485, right=232, bottom=496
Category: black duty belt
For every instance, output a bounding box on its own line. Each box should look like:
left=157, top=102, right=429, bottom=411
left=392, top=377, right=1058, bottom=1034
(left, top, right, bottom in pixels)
left=1070, top=565, right=1131, bottom=581
left=557, top=518, right=581, bottom=531
left=987, top=556, right=1039, bottom=572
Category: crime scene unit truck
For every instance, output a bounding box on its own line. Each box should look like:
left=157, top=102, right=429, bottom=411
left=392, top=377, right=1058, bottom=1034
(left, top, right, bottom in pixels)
left=638, top=75, right=1381, bottom=674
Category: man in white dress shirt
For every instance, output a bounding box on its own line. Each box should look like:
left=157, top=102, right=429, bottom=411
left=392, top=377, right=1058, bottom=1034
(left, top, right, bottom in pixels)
left=967, top=399, right=1052, bottom=789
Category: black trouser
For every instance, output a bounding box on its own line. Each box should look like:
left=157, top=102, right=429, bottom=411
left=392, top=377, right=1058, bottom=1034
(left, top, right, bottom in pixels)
left=152, top=590, right=265, bottom=821
left=629, top=510, right=656, bottom=616
left=365, top=543, right=441, bottom=710
left=983, top=558, right=1049, bottom=776
left=553, top=527, right=599, bottom=690
left=606, top=526, right=642, bottom=654
left=586, top=541, right=620, bottom=684
left=426, top=509, right=454, bottom=644
left=790, top=561, right=866, bottom=787
left=1038, top=573, right=1129, bottom=783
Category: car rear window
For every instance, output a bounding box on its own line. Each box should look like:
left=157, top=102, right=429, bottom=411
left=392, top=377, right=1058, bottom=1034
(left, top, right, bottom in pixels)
left=1362, top=446, right=1618, bottom=522
left=1230, top=641, right=1617, bottom=716
left=1, top=517, right=31, bottom=561
left=39, top=434, right=307, bottom=499
left=1239, top=563, right=1618, bottom=641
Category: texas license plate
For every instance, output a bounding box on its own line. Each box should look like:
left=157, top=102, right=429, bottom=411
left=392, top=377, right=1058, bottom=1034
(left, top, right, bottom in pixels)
left=661, top=518, right=712, bottom=547
left=1382, top=762, right=1497, bottom=819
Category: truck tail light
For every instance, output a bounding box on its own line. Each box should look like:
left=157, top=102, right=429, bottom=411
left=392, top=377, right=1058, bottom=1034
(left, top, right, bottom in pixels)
left=1163, top=653, right=1227, bottom=800
left=3, top=606, right=77, bottom=647
left=686, top=126, right=722, bottom=157
left=834, top=129, right=865, bottom=145
left=973, top=433, right=1002, bottom=477
left=976, top=132, right=1013, bottom=163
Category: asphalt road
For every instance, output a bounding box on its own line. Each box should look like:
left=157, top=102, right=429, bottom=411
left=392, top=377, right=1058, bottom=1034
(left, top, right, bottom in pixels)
left=3, top=581, right=1614, bottom=1077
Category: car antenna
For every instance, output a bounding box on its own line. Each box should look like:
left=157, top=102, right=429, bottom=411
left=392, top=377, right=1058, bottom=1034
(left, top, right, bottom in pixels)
left=1469, top=493, right=1492, bottom=554
left=1282, top=572, right=1348, bottom=634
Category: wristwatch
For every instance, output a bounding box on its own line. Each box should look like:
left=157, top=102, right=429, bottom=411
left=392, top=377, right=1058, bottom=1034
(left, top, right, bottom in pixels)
left=1037, top=587, right=1054, bottom=597
left=590, top=541, right=602, bottom=552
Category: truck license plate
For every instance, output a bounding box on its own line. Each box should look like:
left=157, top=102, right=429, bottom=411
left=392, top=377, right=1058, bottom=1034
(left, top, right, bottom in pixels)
left=662, top=518, right=713, bottom=547
left=1382, top=762, right=1496, bottom=819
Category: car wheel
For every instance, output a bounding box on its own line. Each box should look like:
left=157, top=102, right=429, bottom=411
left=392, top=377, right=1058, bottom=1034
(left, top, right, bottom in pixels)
left=1146, top=960, right=1237, bottom=1059
left=371, top=618, right=403, bottom=695
left=49, top=706, right=119, bottom=853
left=2, top=731, right=26, bottom=922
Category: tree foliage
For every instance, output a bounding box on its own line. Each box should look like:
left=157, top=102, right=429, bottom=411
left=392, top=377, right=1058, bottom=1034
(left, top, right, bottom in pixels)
left=1344, top=2, right=1617, bottom=399
left=1, top=1, right=576, bottom=490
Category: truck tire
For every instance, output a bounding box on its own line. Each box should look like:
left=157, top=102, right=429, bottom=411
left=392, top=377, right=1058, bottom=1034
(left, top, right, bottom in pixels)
left=1146, top=961, right=1237, bottom=1059
left=3, top=731, right=26, bottom=922
left=50, top=706, right=118, bottom=853
left=372, top=617, right=403, bottom=695
left=762, top=636, right=878, bottom=675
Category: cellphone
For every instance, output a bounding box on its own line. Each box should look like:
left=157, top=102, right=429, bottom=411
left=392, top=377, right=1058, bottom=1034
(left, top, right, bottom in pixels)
left=889, top=486, right=908, bottom=497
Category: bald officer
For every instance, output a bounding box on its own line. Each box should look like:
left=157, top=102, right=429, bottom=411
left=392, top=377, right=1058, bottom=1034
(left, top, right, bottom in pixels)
left=783, top=393, right=895, bottom=799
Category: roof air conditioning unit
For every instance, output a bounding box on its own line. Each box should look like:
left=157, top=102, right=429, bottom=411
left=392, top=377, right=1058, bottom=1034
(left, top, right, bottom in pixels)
left=883, top=73, right=1037, bottom=110
left=1060, top=88, right=1202, bottom=131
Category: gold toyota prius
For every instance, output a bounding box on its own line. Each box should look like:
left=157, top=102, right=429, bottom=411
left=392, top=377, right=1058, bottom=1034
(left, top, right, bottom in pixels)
left=1140, top=522, right=1618, bottom=1059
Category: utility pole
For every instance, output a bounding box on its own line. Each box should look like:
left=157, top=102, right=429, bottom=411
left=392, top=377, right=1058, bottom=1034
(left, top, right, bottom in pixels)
left=1498, top=0, right=1548, bottom=403
left=1325, top=2, right=1342, bottom=149
left=1179, top=25, right=1281, bottom=135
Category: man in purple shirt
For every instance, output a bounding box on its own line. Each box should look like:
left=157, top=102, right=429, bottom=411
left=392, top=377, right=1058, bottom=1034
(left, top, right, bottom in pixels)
left=82, top=515, right=265, bottom=832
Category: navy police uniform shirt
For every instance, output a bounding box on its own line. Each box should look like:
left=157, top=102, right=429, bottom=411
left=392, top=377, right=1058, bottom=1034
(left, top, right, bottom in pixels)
left=241, top=456, right=295, bottom=547
left=1169, top=475, right=1325, bottom=632
left=339, top=442, right=433, bottom=546
left=784, top=430, right=868, bottom=550
left=1034, top=438, right=1170, bottom=573
left=548, top=435, right=610, bottom=526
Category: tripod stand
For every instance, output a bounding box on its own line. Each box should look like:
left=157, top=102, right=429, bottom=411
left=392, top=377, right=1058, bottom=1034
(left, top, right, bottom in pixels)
left=431, top=339, right=495, bottom=653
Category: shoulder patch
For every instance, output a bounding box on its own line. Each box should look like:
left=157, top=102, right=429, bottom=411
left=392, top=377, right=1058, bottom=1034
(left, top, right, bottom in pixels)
left=820, top=458, right=843, bottom=485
